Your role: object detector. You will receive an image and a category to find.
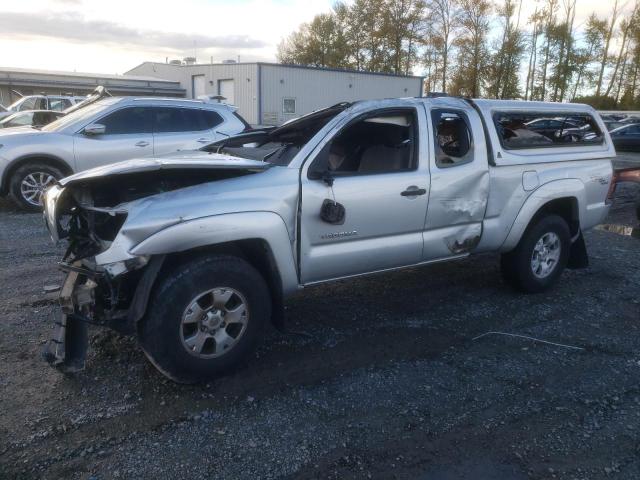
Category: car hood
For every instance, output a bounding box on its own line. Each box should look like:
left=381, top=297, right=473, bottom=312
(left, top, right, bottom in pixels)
left=58, top=151, right=270, bottom=187
left=0, top=125, right=41, bottom=137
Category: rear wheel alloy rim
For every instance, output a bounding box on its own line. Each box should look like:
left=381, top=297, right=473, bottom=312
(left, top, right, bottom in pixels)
left=531, top=232, right=561, bottom=279
left=180, top=287, right=249, bottom=359
left=20, top=172, right=56, bottom=206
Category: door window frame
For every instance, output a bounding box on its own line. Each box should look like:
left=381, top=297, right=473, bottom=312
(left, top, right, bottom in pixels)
left=77, top=106, right=153, bottom=135
left=430, top=108, right=475, bottom=169
left=306, top=107, right=420, bottom=179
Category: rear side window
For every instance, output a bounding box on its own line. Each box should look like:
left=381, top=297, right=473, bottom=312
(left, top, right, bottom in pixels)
left=201, top=110, right=224, bottom=129
left=431, top=110, right=473, bottom=168
left=49, top=98, right=72, bottom=111
left=153, top=107, right=223, bottom=133
left=100, top=107, right=152, bottom=134
left=494, top=111, right=604, bottom=149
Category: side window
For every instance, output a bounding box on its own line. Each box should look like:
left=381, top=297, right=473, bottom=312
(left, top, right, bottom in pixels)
left=494, top=111, right=604, bottom=149
left=201, top=110, right=224, bottom=129
left=49, top=98, right=72, bottom=111
left=316, top=110, right=417, bottom=176
left=153, top=107, right=212, bottom=133
left=99, top=107, right=152, bottom=134
left=431, top=110, right=473, bottom=168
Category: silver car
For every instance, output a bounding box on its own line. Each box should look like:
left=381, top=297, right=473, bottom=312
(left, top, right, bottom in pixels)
left=0, top=97, right=250, bottom=210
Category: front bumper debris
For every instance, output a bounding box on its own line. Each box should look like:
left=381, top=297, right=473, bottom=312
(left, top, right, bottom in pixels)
left=43, top=264, right=97, bottom=372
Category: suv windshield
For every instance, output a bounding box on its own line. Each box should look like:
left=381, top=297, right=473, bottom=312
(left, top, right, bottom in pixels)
left=41, top=100, right=115, bottom=132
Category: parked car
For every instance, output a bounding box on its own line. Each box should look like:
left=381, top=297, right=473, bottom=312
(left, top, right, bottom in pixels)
left=0, top=110, right=65, bottom=129
left=604, top=120, right=626, bottom=131
left=0, top=94, right=84, bottom=120
left=42, top=97, right=617, bottom=382
left=0, top=97, right=250, bottom=210
left=524, top=117, right=580, bottom=140
left=609, top=123, right=640, bottom=152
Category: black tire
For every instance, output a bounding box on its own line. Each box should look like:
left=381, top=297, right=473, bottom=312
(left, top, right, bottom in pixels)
left=139, top=254, right=271, bottom=383
left=9, top=162, right=64, bottom=212
left=500, top=214, right=571, bottom=293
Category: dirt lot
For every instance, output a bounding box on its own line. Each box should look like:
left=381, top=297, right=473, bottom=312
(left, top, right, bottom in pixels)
left=1, top=156, right=639, bottom=480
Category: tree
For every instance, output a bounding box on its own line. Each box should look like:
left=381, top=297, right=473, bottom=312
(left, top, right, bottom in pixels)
left=426, top=0, right=459, bottom=92
left=488, top=0, right=525, bottom=99
left=449, top=0, right=492, bottom=97
left=276, top=0, right=640, bottom=108
left=595, top=0, right=619, bottom=96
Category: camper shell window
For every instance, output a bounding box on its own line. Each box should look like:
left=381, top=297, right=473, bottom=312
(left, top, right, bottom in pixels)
left=493, top=111, right=604, bottom=149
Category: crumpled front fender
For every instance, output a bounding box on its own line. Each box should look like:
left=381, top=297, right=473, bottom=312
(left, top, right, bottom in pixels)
left=129, top=211, right=300, bottom=294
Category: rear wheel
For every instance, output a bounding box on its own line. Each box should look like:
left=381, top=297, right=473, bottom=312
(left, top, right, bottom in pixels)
left=9, top=162, right=64, bottom=211
left=139, top=255, right=271, bottom=383
left=501, top=214, right=571, bottom=293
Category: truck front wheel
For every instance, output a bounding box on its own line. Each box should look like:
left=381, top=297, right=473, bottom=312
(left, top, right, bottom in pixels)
left=139, top=254, right=271, bottom=383
left=500, top=215, right=571, bottom=293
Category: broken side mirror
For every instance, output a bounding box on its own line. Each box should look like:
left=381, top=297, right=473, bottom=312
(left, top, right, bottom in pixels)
left=308, top=142, right=333, bottom=184
left=320, top=199, right=345, bottom=225
left=83, top=123, right=106, bottom=136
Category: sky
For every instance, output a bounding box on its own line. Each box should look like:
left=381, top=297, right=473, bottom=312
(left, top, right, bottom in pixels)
left=0, top=0, right=626, bottom=76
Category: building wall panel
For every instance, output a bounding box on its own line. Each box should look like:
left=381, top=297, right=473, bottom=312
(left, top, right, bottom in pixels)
left=259, top=65, right=423, bottom=125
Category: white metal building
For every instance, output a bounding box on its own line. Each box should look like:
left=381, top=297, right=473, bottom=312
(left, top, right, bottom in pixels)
left=126, top=62, right=424, bottom=126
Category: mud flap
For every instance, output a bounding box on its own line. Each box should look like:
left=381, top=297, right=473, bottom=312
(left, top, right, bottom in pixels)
left=43, top=310, right=88, bottom=373
left=568, top=231, right=589, bottom=269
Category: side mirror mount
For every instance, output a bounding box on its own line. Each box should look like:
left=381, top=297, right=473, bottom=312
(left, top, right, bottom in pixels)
left=83, top=123, right=106, bottom=136
left=308, top=142, right=333, bottom=184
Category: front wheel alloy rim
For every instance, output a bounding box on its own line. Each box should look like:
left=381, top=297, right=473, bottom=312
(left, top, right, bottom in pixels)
left=531, top=232, right=561, bottom=279
left=20, top=172, right=56, bottom=206
left=180, top=287, right=249, bottom=359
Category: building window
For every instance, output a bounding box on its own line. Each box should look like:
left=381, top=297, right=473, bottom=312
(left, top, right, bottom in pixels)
left=283, top=98, right=296, bottom=114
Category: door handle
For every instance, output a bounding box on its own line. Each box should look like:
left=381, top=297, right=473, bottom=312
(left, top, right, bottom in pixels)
left=196, top=138, right=211, bottom=143
left=135, top=141, right=150, bottom=147
left=401, top=187, right=427, bottom=197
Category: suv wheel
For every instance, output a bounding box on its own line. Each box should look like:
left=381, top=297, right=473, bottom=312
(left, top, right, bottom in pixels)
left=9, top=162, right=64, bottom=211
left=501, top=214, right=571, bottom=293
left=139, top=255, right=271, bottom=383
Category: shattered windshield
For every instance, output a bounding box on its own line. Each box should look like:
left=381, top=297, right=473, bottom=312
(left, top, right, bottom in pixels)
left=205, top=102, right=351, bottom=165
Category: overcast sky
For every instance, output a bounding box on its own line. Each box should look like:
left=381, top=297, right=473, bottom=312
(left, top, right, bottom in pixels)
left=0, top=0, right=626, bottom=76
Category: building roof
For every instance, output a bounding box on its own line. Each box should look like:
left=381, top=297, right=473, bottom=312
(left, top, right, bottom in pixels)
left=127, top=61, right=425, bottom=80
left=0, top=66, right=175, bottom=83
left=0, top=66, right=185, bottom=95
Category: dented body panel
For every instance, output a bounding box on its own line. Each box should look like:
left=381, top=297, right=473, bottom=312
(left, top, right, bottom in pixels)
left=42, top=96, right=616, bottom=369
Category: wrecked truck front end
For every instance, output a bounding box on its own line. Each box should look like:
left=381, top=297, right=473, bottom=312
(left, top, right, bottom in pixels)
left=42, top=155, right=270, bottom=371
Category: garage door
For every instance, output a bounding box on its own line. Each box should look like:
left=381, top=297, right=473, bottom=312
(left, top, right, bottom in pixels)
left=192, top=75, right=205, bottom=99
left=218, top=79, right=235, bottom=105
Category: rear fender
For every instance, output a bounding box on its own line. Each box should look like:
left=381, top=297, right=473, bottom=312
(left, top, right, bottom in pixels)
left=501, top=179, right=587, bottom=252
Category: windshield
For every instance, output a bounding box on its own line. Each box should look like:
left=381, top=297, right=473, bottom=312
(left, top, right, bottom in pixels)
left=41, top=101, right=108, bottom=132
left=207, top=102, right=351, bottom=165
left=7, top=97, right=29, bottom=111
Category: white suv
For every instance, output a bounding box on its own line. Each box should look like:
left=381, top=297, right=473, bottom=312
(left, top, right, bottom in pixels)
left=0, top=97, right=250, bottom=210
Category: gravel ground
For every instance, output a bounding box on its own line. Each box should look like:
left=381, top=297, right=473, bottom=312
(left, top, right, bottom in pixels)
left=0, top=156, right=639, bottom=480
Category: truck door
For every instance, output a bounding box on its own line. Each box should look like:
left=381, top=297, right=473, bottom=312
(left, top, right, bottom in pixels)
left=299, top=106, right=430, bottom=284
left=422, top=107, right=490, bottom=260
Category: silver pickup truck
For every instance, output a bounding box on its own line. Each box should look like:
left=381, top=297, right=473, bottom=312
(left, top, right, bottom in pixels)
left=42, top=97, right=616, bottom=382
